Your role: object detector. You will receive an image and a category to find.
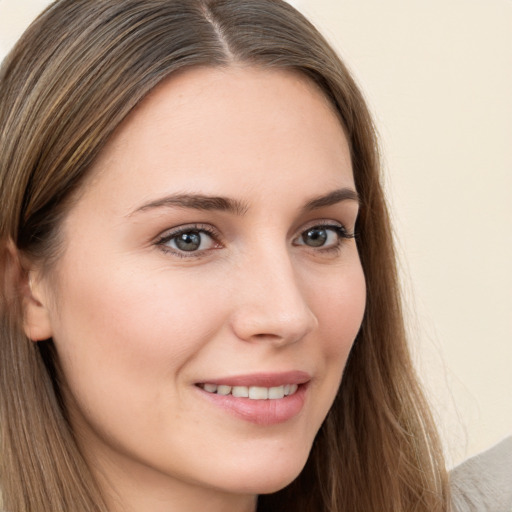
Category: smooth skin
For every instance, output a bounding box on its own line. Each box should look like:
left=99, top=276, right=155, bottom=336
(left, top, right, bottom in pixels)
left=24, top=66, right=366, bottom=512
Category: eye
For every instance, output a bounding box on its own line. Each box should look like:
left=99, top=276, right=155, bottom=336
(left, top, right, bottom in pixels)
left=294, top=223, right=354, bottom=250
left=157, top=225, right=220, bottom=256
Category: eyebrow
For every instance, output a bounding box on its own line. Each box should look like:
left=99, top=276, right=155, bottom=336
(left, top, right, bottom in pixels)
left=129, top=187, right=359, bottom=217
left=302, top=188, right=360, bottom=211
left=130, top=194, right=249, bottom=216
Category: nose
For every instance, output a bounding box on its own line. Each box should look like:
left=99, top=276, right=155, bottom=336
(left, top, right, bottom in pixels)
left=229, top=248, right=318, bottom=346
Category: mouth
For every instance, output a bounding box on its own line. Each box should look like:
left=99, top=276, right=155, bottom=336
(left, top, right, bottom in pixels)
left=197, top=383, right=299, bottom=400
left=194, top=372, right=310, bottom=425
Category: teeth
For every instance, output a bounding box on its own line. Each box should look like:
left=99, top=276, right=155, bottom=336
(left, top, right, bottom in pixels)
left=287, top=384, right=298, bottom=396
left=217, top=385, right=231, bottom=396
left=249, top=386, right=268, bottom=399
left=203, top=383, right=218, bottom=393
left=200, top=383, right=300, bottom=399
left=268, top=385, right=285, bottom=399
left=232, top=386, right=249, bottom=397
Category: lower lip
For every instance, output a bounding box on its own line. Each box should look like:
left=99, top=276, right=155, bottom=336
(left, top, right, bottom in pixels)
left=196, top=384, right=308, bottom=425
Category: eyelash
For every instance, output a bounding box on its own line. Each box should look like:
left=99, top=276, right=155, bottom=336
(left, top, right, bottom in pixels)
left=294, top=223, right=355, bottom=255
left=156, top=224, right=221, bottom=258
left=155, top=221, right=356, bottom=259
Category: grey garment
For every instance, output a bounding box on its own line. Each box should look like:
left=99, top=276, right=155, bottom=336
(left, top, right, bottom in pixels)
left=451, top=437, right=512, bottom=512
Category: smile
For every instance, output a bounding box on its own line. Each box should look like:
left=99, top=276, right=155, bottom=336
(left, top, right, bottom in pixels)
left=194, top=371, right=310, bottom=424
left=197, top=383, right=299, bottom=400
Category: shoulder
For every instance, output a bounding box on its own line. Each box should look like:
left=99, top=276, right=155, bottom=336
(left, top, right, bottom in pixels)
left=450, top=437, right=512, bottom=512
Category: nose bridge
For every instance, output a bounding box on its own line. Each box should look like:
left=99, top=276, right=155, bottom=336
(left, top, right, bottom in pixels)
left=230, top=242, right=317, bottom=344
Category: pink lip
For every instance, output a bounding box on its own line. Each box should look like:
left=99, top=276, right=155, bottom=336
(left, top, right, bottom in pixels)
left=195, top=371, right=310, bottom=426
left=196, top=370, right=310, bottom=388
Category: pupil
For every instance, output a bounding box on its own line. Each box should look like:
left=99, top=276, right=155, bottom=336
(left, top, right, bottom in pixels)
left=176, top=232, right=201, bottom=251
left=304, top=228, right=327, bottom=247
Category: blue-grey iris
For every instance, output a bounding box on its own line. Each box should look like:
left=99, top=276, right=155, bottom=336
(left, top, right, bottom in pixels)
left=303, top=228, right=327, bottom=247
left=175, top=231, right=201, bottom=251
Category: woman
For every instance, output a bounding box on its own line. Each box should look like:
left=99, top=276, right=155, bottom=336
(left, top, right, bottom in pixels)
left=0, top=1, right=450, bottom=511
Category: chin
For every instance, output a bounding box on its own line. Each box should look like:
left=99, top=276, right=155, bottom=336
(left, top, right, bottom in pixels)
left=215, top=450, right=309, bottom=496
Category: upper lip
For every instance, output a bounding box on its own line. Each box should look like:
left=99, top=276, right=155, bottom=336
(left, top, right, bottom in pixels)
left=196, top=370, right=311, bottom=388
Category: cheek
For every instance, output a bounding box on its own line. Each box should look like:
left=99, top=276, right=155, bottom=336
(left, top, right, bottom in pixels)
left=49, top=259, right=229, bottom=405
left=303, top=260, right=366, bottom=418
left=314, top=262, right=366, bottom=357
left=48, top=260, right=235, bottom=466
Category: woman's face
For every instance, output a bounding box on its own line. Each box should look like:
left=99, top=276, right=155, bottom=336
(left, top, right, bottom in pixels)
left=30, top=67, right=366, bottom=510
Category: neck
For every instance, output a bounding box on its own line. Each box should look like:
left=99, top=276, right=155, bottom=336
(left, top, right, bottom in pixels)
left=89, top=448, right=257, bottom=512
left=106, top=485, right=257, bottom=512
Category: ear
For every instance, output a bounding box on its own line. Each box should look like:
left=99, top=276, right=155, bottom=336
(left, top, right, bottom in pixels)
left=23, top=269, right=54, bottom=342
left=3, top=239, right=54, bottom=342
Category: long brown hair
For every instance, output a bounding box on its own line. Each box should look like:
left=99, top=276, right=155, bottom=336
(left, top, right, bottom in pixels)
left=0, top=1, right=450, bottom=511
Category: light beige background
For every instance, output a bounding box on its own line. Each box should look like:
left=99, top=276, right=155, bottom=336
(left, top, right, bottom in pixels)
left=1, top=0, right=511, bottom=467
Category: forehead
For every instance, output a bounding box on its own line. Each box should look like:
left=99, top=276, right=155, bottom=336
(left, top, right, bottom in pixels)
left=124, top=65, right=343, bottom=137
left=78, top=65, right=353, bottom=213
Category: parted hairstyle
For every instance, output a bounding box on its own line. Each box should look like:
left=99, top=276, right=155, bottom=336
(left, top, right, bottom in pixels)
left=0, top=1, right=450, bottom=511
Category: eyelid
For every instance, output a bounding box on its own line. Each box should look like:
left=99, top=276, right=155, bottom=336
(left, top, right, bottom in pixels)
left=155, top=223, right=222, bottom=258
left=292, top=219, right=356, bottom=251
left=153, top=219, right=356, bottom=259
left=295, top=219, right=355, bottom=238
